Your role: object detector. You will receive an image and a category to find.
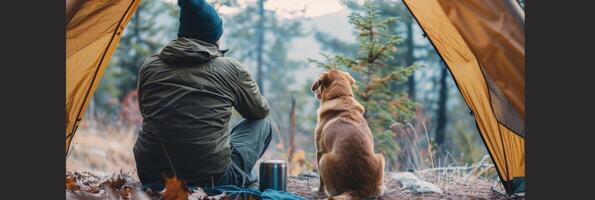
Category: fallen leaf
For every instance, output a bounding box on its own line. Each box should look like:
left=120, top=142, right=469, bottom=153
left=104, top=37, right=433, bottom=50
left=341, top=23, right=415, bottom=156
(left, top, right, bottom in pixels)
left=66, top=175, right=80, bottom=191
left=161, top=177, right=189, bottom=200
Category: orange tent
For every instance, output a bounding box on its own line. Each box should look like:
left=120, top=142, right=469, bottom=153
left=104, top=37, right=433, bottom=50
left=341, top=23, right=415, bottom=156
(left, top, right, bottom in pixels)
left=66, top=0, right=141, bottom=156
left=403, top=0, right=525, bottom=195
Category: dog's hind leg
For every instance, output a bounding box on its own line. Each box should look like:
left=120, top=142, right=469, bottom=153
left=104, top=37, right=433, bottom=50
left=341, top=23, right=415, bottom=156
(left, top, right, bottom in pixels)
left=369, top=154, right=386, bottom=197
left=319, top=153, right=341, bottom=197
left=317, top=151, right=326, bottom=193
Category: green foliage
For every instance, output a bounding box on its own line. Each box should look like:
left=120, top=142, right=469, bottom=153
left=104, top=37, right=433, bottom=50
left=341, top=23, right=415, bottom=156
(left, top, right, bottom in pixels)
left=310, top=0, right=420, bottom=167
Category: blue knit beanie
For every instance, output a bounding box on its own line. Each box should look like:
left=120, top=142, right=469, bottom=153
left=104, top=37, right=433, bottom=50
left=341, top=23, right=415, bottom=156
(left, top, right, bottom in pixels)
left=177, top=0, right=223, bottom=44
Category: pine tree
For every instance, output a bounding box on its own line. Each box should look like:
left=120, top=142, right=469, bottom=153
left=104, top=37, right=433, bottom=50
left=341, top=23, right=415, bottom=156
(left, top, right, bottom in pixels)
left=310, top=0, right=418, bottom=168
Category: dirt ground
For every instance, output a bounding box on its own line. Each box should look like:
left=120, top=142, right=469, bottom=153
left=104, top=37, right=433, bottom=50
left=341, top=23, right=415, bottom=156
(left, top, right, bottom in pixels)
left=287, top=172, right=510, bottom=200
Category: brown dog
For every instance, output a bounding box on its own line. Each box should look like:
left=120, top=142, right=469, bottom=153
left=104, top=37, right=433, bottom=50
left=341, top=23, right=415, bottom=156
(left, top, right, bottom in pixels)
left=312, top=69, right=385, bottom=200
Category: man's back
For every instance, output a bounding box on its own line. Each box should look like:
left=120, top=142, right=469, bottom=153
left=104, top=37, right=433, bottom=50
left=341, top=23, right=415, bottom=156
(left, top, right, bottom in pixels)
left=134, top=38, right=269, bottom=185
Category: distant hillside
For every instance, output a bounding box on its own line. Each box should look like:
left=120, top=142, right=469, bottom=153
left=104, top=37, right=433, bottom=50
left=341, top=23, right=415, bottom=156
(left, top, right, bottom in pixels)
left=289, top=9, right=354, bottom=61
left=287, top=9, right=355, bottom=87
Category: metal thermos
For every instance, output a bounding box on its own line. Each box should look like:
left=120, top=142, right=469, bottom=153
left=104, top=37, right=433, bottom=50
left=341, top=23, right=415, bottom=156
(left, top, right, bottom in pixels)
left=259, top=160, right=287, bottom=192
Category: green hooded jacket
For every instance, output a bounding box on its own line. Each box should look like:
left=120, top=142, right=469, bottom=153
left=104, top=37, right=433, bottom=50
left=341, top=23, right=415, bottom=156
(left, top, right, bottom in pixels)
left=133, top=38, right=269, bottom=185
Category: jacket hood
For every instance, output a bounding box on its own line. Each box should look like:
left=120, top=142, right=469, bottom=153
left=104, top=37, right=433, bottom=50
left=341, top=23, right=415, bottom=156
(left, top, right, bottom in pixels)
left=158, top=37, right=222, bottom=63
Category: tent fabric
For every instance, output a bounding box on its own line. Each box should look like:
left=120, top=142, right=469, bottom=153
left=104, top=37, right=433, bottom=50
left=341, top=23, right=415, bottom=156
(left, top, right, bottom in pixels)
left=403, top=0, right=525, bottom=194
left=66, top=0, right=141, bottom=155
left=66, top=0, right=85, bottom=24
left=437, top=0, right=525, bottom=137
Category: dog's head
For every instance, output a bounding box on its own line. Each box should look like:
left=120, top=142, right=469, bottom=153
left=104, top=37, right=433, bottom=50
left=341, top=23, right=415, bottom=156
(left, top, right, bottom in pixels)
left=311, top=69, right=356, bottom=101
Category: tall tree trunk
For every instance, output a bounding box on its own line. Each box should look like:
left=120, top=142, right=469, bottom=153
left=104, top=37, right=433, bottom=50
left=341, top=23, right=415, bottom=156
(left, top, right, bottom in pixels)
left=287, top=95, right=296, bottom=162
left=435, top=66, right=448, bottom=148
left=256, top=0, right=265, bottom=95
left=405, top=20, right=416, bottom=101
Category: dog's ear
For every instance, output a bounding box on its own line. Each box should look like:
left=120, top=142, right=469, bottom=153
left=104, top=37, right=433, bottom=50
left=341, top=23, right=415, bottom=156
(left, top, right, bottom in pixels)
left=311, top=72, right=329, bottom=91
left=343, top=71, right=355, bottom=85
left=311, top=79, right=322, bottom=92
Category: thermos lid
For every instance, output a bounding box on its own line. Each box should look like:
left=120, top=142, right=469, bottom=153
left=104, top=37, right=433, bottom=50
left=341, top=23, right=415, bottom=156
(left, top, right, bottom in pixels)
left=261, top=160, right=286, bottom=164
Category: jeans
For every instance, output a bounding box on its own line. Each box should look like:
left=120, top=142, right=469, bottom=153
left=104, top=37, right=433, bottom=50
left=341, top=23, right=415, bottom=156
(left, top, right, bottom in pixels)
left=214, top=119, right=273, bottom=187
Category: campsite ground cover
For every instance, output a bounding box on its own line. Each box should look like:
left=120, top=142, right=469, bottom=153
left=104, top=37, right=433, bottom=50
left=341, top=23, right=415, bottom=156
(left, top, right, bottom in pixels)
left=67, top=126, right=511, bottom=199
left=65, top=170, right=508, bottom=200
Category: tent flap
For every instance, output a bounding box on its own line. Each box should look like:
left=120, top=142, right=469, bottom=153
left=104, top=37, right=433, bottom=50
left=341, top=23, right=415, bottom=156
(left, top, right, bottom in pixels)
left=403, top=0, right=525, bottom=195
left=66, top=0, right=141, bottom=155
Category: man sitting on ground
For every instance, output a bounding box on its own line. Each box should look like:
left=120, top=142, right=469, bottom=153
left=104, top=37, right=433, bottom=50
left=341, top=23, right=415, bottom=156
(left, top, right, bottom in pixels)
left=133, top=0, right=272, bottom=189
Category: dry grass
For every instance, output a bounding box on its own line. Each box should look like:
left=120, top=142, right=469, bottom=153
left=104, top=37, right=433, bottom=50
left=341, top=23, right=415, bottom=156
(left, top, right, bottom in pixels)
left=66, top=125, right=138, bottom=177
left=65, top=121, right=313, bottom=180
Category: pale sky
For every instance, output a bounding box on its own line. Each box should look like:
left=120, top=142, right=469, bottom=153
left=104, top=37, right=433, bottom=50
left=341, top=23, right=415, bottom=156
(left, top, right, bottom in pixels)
left=163, top=0, right=346, bottom=18
left=264, top=0, right=344, bottom=18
